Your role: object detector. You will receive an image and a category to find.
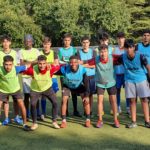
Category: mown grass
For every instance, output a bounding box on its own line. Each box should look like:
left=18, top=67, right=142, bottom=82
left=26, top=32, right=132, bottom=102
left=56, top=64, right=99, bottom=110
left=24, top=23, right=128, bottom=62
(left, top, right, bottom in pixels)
left=0, top=80, right=150, bottom=150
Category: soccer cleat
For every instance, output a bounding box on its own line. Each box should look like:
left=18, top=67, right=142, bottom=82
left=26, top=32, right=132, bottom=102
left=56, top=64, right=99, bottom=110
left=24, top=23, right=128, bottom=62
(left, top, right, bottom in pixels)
left=145, top=121, right=150, bottom=128
left=52, top=121, right=60, bottom=129
left=85, top=119, right=91, bottom=128
left=114, top=119, right=120, bottom=128
left=2, top=118, right=10, bottom=126
left=30, top=123, right=38, bottom=130
left=126, top=122, right=137, bottom=128
left=40, top=115, right=45, bottom=121
left=14, top=117, right=23, bottom=125
left=60, top=121, right=67, bottom=128
left=96, top=120, right=103, bottom=128
left=23, top=124, right=31, bottom=131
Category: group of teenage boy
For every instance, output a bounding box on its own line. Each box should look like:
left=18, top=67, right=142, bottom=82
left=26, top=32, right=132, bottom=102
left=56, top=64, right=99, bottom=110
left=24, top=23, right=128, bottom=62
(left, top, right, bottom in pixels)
left=0, top=29, right=150, bottom=131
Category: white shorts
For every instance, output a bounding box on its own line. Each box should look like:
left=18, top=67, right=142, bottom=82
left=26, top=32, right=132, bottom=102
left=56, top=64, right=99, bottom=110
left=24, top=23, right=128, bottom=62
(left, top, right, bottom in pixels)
left=125, top=80, right=150, bottom=98
left=22, top=77, right=32, bottom=93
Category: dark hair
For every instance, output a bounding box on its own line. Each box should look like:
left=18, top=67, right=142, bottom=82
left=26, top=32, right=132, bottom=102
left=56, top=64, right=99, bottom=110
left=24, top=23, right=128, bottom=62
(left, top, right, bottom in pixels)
left=38, top=55, right=47, bottom=61
left=69, top=55, right=79, bottom=61
left=98, top=32, right=109, bottom=41
left=1, top=35, right=11, bottom=42
left=43, top=36, right=52, bottom=43
left=142, top=29, right=150, bottom=35
left=63, top=33, right=72, bottom=39
left=81, top=35, right=91, bottom=42
left=117, top=32, right=125, bottom=38
left=99, top=44, right=108, bottom=51
left=3, top=55, right=14, bottom=62
left=124, top=39, right=135, bottom=48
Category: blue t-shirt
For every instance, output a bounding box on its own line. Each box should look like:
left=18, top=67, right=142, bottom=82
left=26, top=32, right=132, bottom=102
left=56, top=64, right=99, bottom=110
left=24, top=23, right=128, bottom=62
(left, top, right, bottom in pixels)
left=58, top=46, right=76, bottom=63
left=113, top=46, right=125, bottom=74
left=122, top=52, right=147, bottom=83
left=79, top=48, right=95, bottom=76
left=61, top=64, right=86, bottom=89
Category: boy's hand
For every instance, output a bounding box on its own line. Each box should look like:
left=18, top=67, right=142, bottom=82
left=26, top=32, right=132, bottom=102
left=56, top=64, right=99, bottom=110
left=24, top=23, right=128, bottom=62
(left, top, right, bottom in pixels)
left=25, top=62, right=31, bottom=68
left=47, top=63, right=51, bottom=70
left=82, top=97, right=89, bottom=105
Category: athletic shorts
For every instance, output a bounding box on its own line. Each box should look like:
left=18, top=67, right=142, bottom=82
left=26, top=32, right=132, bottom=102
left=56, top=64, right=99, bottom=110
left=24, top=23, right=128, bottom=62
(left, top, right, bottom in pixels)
left=97, top=86, right=117, bottom=95
left=86, top=75, right=96, bottom=94
left=62, top=85, right=86, bottom=97
left=30, top=87, right=55, bottom=101
left=116, top=74, right=125, bottom=88
left=0, top=90, right=23, bottom=102
left=125, top=80, right=150, bottom=98
left=22, top=77, right=32, bottom=93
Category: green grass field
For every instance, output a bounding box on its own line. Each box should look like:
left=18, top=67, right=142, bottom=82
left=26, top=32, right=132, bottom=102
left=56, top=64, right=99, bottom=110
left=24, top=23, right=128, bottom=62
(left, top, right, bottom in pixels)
left=0, top=82, right=150, bottom=150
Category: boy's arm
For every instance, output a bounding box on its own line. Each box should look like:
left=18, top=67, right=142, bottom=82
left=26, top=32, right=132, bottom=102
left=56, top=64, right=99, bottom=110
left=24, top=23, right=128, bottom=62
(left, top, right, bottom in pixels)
left=112, top=54, right=123, bottom=65
left=15, top=66, right=28, bottom=74
left=146, top=65, right=150, bottom=82
left=53, top=52, right=59, bottom=65
left=22, top=66, right=34, bottom=76
left=84, top=58, right=96, bottom=66
left=140, top=54, right=150, bottom=79
left=83, top=74, right=90, bottom=97
left=50, top=64, right=63, bottom=77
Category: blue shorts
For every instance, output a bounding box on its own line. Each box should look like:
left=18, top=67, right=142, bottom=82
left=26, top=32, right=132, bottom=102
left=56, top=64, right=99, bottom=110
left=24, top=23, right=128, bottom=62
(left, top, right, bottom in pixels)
left=116, top=74, right=125, bottom=89
left=52, top=78, right=59, bottom=93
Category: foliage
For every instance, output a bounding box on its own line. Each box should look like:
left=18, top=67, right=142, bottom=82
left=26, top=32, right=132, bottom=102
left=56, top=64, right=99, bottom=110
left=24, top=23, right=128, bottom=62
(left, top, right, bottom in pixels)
left=0, top=0, right=149, bottom=47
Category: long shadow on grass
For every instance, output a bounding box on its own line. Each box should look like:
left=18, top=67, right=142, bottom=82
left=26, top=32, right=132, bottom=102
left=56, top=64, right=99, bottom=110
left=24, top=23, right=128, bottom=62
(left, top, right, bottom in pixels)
left=0, top=125, right=150, bottom=150
left=2, top=94, right=148, bottom=130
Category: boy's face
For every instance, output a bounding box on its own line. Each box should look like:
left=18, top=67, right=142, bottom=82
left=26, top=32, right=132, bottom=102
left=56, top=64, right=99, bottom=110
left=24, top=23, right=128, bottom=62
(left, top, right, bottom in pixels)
left=142, top=33, right=150, bottom=44
left=24, top=39, right=33, bottom=49
left=43, top=42, right=51, bottom=52
left=117, top=37, right=125, bottom=47
left=4, top=61, right=13, bottom=72
left=63, top=37, right=71, bottom=47
left=2, top=39, right=11, bottom=50
left=38, top=60, right=47, bottom=71
left=126, top=46, right=135, bottom=56
left=99, top=39, right=109, bottom=46
left=82, top=40, right=90, bottom=50
left=69, top=59, right=79, bottom=71
left=99, top=48, right=108, bottom=60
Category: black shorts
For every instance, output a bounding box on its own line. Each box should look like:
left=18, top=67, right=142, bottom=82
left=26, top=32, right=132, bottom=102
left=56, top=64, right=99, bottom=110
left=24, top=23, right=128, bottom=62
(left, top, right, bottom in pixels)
left=97, top=86, right=117, bottom=95
left=0, top=90, right=23, bottom=102
left=30, top=87, right=56, bottom=99
left=62, top=85, right=86, bottom=97
left=86, top=75, right=96, bottom=94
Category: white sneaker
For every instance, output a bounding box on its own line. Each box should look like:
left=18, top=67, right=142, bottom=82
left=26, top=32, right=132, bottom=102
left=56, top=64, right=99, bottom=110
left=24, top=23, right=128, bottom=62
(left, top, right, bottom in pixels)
left=118, top=106, right=122, bottom=114
left=31, top=123, right=38, bottom=130
left=52, top=122, right=60, bottom=129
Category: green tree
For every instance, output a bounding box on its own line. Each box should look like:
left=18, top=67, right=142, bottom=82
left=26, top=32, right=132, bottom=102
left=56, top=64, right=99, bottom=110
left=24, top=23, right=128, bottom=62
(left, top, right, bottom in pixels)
left=0, top=0, right=43, bottom=47
left=126, top=0, right=150, bottom=41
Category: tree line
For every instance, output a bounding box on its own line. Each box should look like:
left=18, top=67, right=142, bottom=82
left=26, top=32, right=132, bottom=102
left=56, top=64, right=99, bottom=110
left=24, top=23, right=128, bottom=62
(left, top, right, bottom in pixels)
left=0, top=0, right=149, bottom=47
